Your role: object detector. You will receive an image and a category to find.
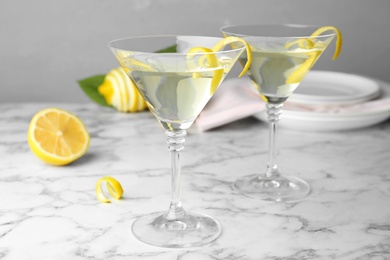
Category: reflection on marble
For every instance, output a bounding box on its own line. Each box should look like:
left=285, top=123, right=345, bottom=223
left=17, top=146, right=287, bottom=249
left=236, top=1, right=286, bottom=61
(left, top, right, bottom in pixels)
left=0, top=103, right=389, bottom=259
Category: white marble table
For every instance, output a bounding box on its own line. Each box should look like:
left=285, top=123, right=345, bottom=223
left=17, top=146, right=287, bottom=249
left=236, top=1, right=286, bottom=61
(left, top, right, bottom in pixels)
left=1, top=103, right=389, bottom=259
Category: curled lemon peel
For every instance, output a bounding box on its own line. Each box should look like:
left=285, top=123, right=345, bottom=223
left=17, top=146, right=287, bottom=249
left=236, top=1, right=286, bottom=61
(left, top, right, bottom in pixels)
left=285, top=38, right=315, bottom=50
left=96, top=176, right=124, bottom=203
left=285, top=26, right=342, bottom=60
left=286, top=50, right=321, bottom=84
left=310, top=26, right=342, bottom=60
left=285, top=26, right=342, bottom=84
left=212, top=36, right=252, bottom=78
left=127, top=58, right=154, bottom=71
left=187, top=47, right=224, bottom=95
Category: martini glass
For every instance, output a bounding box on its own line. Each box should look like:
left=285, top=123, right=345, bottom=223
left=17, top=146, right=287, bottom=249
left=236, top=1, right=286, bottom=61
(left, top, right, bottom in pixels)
left=221, top=24, right=337, bottom=201
left=108, top=36, right=245, bottom=247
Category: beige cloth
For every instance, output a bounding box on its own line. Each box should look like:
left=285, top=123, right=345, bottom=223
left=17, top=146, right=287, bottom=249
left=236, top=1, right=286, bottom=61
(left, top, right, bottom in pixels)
left=194, top=77, right=390, bottom=132
left=194, top=78, right=265, bottom=131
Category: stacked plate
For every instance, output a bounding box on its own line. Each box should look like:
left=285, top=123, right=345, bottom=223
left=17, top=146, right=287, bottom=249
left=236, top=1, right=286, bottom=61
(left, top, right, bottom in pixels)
left=253, top=70, right=390, bottom=131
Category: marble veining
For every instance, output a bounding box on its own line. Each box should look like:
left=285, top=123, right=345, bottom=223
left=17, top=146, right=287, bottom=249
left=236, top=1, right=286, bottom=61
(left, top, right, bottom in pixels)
left=0, top=103, right=389, bottom=259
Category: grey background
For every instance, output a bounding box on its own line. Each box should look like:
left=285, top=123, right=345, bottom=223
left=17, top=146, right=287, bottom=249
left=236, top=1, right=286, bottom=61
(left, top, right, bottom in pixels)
left=1, top=0, right=389, bottom=103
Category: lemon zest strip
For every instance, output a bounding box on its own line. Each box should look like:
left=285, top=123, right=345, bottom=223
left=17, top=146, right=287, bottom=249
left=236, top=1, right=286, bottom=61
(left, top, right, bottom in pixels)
left=213, top=36, right=252, bottom=77
left=285, top=26, right=342, bottom=60
left=286, top=50, right=321, bottom=84
left=96, top=176, right=124, bottom=203
left=310, top=26, right=342, bottom=60
left=187, top=47, right=224, bottom=95
left=285, top=26, right=342, bottom=84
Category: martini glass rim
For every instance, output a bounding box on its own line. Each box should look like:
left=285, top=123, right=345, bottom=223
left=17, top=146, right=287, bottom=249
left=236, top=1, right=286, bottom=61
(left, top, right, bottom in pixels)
left=220, top=23, right=337, bottom=40
left=108, top=35, right=246, bottom=56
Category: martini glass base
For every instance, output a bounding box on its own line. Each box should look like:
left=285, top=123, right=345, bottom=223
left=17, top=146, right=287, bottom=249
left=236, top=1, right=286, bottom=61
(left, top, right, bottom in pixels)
left=233, top=174, right=310, bottom=201
left=131, top=211, right=221, bottom=248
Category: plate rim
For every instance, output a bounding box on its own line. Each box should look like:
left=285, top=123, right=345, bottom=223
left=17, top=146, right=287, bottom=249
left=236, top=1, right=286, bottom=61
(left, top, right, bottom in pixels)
left=253, top=72, right=390, bottom=131
left=288, top=70, right=381, bottom=105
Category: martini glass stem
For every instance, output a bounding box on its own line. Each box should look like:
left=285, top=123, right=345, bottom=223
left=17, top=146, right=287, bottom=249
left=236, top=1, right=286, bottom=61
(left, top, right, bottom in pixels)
left=166, top=129, right=187, bottom=220
left=266, top=102, right=283, bottom=179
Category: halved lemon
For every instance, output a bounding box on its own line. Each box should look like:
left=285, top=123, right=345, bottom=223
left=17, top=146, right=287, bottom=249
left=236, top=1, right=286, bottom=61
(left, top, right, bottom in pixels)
left=28, top=108, right=90, bottom=166
left=96, top=176, right=124, bottom=203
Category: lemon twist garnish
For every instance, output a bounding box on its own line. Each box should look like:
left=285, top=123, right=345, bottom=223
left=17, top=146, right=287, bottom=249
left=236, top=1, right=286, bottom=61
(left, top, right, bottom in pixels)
left=124, top=57, right=154, bottom=71
left=285, top=26, right=342, bottom=60
left=115, top=51, right=154, bottom=71
left=285, top=38, right=316, bottom=50
left=285, top=26, right=342, bottom=84
left=212, top=36, right=252, bottom=78
left=286, top=50, right=322, bottom=84
left=96, top=176, right=124, bottom=203
left=187, top=47, right=224, bottom=95
left=310, top=26, right=342, bottom=60
left=28, top=108, right=90, bottom=166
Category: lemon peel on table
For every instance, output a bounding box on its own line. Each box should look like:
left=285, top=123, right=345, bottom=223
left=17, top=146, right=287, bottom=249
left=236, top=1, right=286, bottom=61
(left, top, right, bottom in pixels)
left=187, top=47, right=224, bottom=95
left=98, top=67, right=147, bottom=113
left=96, top=176, right=124, bottom=203
left=27, top=108, right=90, bottom=166
left=212, top=36, right=252, bottom=77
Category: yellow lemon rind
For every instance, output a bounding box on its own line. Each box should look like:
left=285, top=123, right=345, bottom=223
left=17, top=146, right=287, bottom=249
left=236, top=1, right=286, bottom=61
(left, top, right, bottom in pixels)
left=96, top=176, right=124, bottom=203
left=104, top=73, right=125, bottom=112
left=310, top=26, right=342, bottom=60
left=212, top=36, right=252, bottom=78
left=116, top=67, right=139, bottom=113
left=110, top=69, right=129, bottom=112
left=100, top=67, right=147, bottom=113
left=285, top=50, right=321, bottom=84
left=28, top=108, right=90, bottom=166
left=187, top=47, right=224, bottom=95
left=285, top=26, right=342, bottom=61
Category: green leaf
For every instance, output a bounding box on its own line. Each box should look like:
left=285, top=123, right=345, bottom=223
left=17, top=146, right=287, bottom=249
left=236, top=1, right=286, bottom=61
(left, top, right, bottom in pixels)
left=155, top=44, right=177, bottom=53
left=78, top=75, right=111, bottom=107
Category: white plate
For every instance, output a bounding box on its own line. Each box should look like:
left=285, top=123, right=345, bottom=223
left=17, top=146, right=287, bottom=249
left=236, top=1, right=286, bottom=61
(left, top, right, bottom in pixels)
left=254, top=71, right=390, bottom=131
left=289, top=71, right=381, bottom=105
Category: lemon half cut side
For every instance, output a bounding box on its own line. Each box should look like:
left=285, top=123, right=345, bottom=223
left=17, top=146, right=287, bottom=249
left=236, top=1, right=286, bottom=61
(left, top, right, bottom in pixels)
left=28, top=108, right=90, bottom=166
